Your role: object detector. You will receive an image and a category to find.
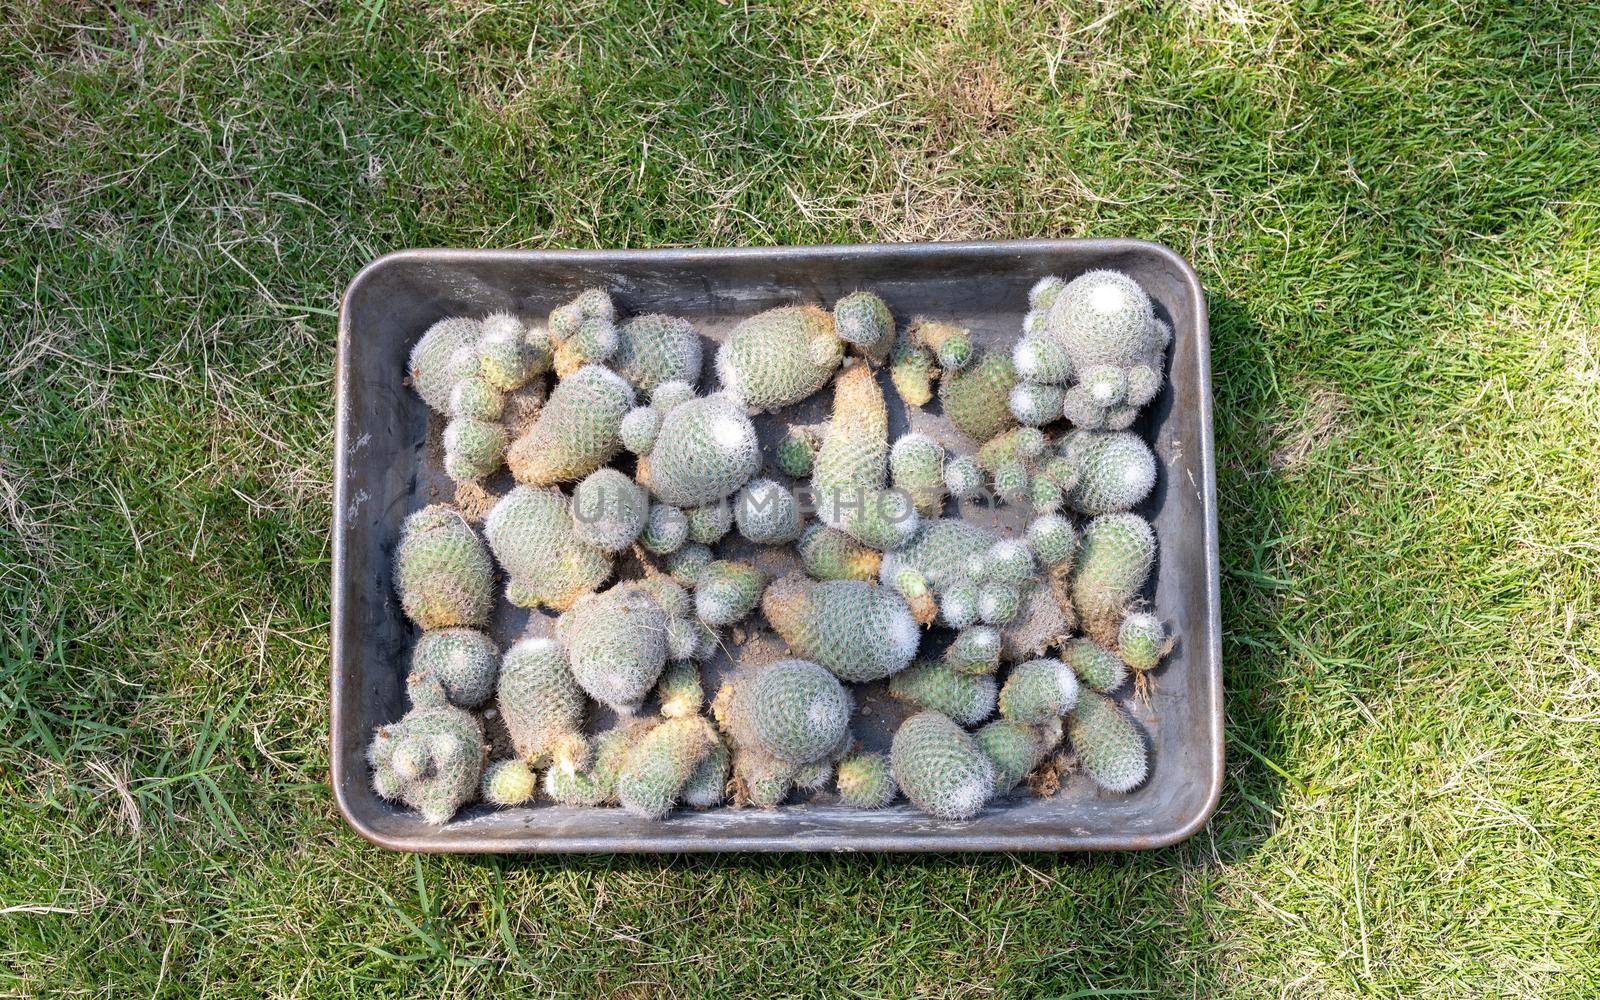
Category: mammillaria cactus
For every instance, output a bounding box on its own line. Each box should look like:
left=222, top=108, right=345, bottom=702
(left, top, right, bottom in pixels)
left=442, top=416, right=508, bottom=483
left=409, top=628, right=499, bottom=709
left=774, top=424, right=822, bottom=478
left=610, top=314, right=702, bottom=395
left=1062, top=637, right=1128, bottom=694
left=889, top=660, right=997, bottom=726
left=681, top=735, right=731, bottom=808
left=1070, top=513, right=1156, bottom=644
left=734, top=478, right=804, bottom=545
left=813, top=364, right=918, bottom=550
left=485, top=486, right=612, bottom=611
left=616, top=716, right=721, bottom=819
left=717, top=305, right=844, bottom=410
left=1057, top=429, right=1157, bottom=515
left=998, top=658, right=1080, bottom=723
left=394, top=506, right=494, bottom=630
left=655, top=659, right=704, bottom=719
left=481, top=759, right=538, bottom=806
left=369, top=677, right=485, bottom=825
left=943, top=455, right=985, bottom=500
left=639, top=502, right=690, bottom=555
left=835, top=752, right=898, bottom=809
left=507, top=365, right=635, bottom=485
left=635, top=393, right=761, bottom=507
left=1034, top=270, right=1170, bottom=430
left=545, top=719, right=651, bottom=806
left=663, top=541, right=713, bottom=587
left=408, top=317, right=482, bottom=413
left=907, top=317, right=973, bottom=371
left=761, top=574, right=919, bottom=683
left=570, top=468, right=648, bottom=552
left=890, top=339, right=937, bottom=406
left=798, top=525, right=882, bottom=582
left=694, top=560, right=767, bottom=627
left=879, top=518, right=995, bottom=600
left=1008, top=382, right=1065, bottom=426
left=998, top=582, right=1074, bottom=662
left=1116, top=612, right=1170, bottom=671
left=548, top=288, right=618, bottom=377
left=497, top=636, right=589, bottom=774
left=944, top=625, right=1002, bottom=676
left=684, top=500, right=733, bottom=545
left=714, top=659, right=853, bottom=765
left=557, top=583, right=669, bottom=715
left=833, top=291, right=895, bottom=363
left=939, top=350, right=1017, bottom=442
left=890, top=711, right=995, bottom=820
left=890, top=434, right=946, bottom=516
left=1027, top=514, right=1078, bottom=569
left=975, top=718, right=1060, bottom=792
left=1068, top=691, right=1149, bottom=792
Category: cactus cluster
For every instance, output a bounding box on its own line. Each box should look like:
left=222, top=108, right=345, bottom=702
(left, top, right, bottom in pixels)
left=381, top=273, right=1173, bottom=824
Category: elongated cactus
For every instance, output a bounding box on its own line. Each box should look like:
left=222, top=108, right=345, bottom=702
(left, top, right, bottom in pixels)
left=616, top=716, right=720, bottom=818
left=694, top=560, right=767, bottom=627
left=717, top=305, right=844, bottom=411
left=998, top=657, right=1079, bottom=723
left=507, top=365, right=635, bottom=485
left=975, top=718, right=1060, bottom=792
left=410, top=628, right=499, bottom=709
left=1068, top=691, right=1148, bottom=792
left=485, top=486, right=612, bottom=611
left=1062, top=637, right=1128, bottom=694
left=761, top=573, right=920, bottom=682
left=835, top=751, right=898, bottom=809
left=1070, top=513, right=1156, bottom=644
left=368, top=678, right=485, bottom=825
left=557, top=583, right=669, bottom=714
left=890, top=711, right=995, bottom=820
left=394, top=506, right=494, bottom=630
left=681, top=734, right=731, bottom=808
left=713, top=659, right=853, bottom=765
left=890, top=339, right=937, bottom=406
left=889, top=659, right=997, bottom=726
left=611, top=314, right=702, bottom=395
left=497, top=636, right=588, bottom=773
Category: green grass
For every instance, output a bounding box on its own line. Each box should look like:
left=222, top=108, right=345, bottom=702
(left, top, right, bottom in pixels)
left=2, top=0, right=1597, bottom=995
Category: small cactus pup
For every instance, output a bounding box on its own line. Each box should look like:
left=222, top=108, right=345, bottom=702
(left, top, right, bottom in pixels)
left=890, top=338, right=937, bottom=407
left=733, top=478, right=804, bottom=545
left=889, top=659, right=998, bottom=726
left=497, top=636, right=589, bottom=774
left=731, top=746, right=799, bottom=809
left=890, top=711, right=996, bottom=820
left=1008, top=381, right=1065, bottom=427
left=545, top=719, right=651, bottom=806
left=616, top=716, right=721, bottom=819
left=610, top=313, right=703, bottom=396
left=939, top=349, right=1018, bottom=443
left=879, top=518, right=997, bottom=603
left=506, top=364, right=635, bottom=485
left=716, top=304, right=844, bottom=411
left=409, top=628, right=499, bottom=709
left=1062, top=636, right=1128, bottom=694
left=681, top=734, right=731, bottom=808
left=943, top=455, right=986, bottom=501
left=442, top=415, right=508, bottom=483
left=798, top=525, right=882, bottom=582
left=833, top=290, right=895, bottom=363
left=634, top=393, right=762, bottom=508
left=998, top=657, right=1080, bottom=723
left=394, top=506, right=494, bottom=630
left=975, top=718, right=1061, bottom=793
left=618, top=405, right=662, bottom=455
left=1056, top=429, right=1157, bottom=515
left=977, top=427, right=1048, bottom=508
left=684, top=499, right=734, bottom=545
left=1011, top=327, right=1074, bottom=387
left=774, top=424, right=823, bottom=478
left=557, top=583, right=670, bottom=715
left=639, top=501, right=690, bottom=556
left=485, top=486, right=612, bottom=611
left=547, top=287, right=618, bottom=377
left=889, top=433, right=946, bottom=516
left=944, top=625, right=1002, bottom=676
left=1027, top=514, right=1078, bottom=570
left=477, top=312, right=547, bottom=391
left=408, top=316, right=482, bottom=413
left=655, top=659, right=704, bottom=719
left=1070, top=513, right=1156, bottom=645
left=1068, top=691, right=1149, bottom=792
left=835, top=751, right=898, bottom=809
left=907, top=317, right=973, bottom=371
left=1039, top=270, right=1168, bottom=429
left=481, top=758, right=538, bottom=807
left=662, top=541, right=713, bottom=588
left=713, top=659, right=853, bottom=765
left=368, top=677, right=485, bottom=825
left=570, top=467, right=649, bottom=552
left=694, top=559, right=768, bottom=627
left=761, top=573, right=920, bottom=683
left=1117, top=612, right=1172, bottom=672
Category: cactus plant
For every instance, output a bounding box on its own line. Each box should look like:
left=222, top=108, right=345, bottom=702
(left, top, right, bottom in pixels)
left=662, top=541, right=713, bottom=587
left=1057, top=429, right=1157, bottom=515
left=717, top=305, right=844, bottom=410
left=939, top=350, right=1017, bottom=442
left=548, top=288, right=618, bottom=377
left=545, top=719, right=651, bottom=806
left=694, top=560, right=767, bottom=627
left=774, top=424, right=822, bottom=478
left=1027, top=514, right=1078, bottom=569
left=890, top=338, right=937, bottom=406
left=655, top=659, right=703, bottom=719
left=684, top=499, right=734, bottom=545
left=368, top=677, right=484, bottom=824
left=611, top=313, right=702, bottom=395
left=835, top=752, right=897, bottom=809
left=616, top=716, right=721, bottom=818
left=507, top=365, right=635, bottom=485
left=833, top=290, right=895, bottom=363
left=890, top=711, right=995, bottom=820
left=485, top=486, right=613, bottom=611
left=634, top=394, right=761, bottom=508
left=394, top=506, right=494, bottom=630
left=1068, top=691, right=1148, bottom=792
left=409, top=628, right=499, bottom=709
left=943, top=455, right=986, bottom=501
left=1062, top=637, right=1128, bottom=694
left=639, top=501, right=690, bottom=556
left=998, top=657, right=1079, bottom=723
left=497, top=636, right=588, bottom=773
left=442, top=416, right=507, bottom=484
left=480, top=758, right=538, bottom=806
left=558, top=584, right=670, bottom=714
left=1117, top=612, right=1170, bottom=671
left=1070, top=513, right=1156, bottom=645
left=907, top=317, right=973, bottom=371
left=889, top=659, right=997, bottom=726
left=944, top=625, right=1002, bottom=676
left=975, top=718, right=1060, bottom=792
left=798, top=525, right=882, bottom=582
left=761, top=574, right=920, bottom=682
left=408, top=317, right=482, bottom=413
left=733, top=478, right=804, bottom=545
left=714, top=659, right=853, bottom=765
left=570, top=467, right=648, bottom=552
left=890, top=433, right=946, bottom=516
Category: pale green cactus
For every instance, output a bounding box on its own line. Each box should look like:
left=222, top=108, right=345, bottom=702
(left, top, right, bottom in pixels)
left=890, top=338, right=937, bottom=407
left=616, top=716, right=721, bottom=818
left=1011, top=332, right=1074, bottom=386
left=410, top=628, right=499, bottom=709
left=943, top=455, right=985, bottom=500
left=694, top=560, right=767, bottom=627
left=998, top=657, right=1079, bottom=723
left=939, top=350, right=1017, bottom=442
left=944, top=625, right=1002, bottom=676
left=570, top=467, right=648, bottom=552
left=408, top=316, right=482, bottom=413
left=977, top=581, right=1021, bottom=625
left=1070, top=513, right=1156, bottom=645
left=938, top=580, right=978, bottom=629
left=557, top=583, right=669, bottom=715
left=485, top=486, right=612, bottom=612
left=633, top=573, right=692, bottom=620
left=368, top=678, right=485, bottom=825
left=1062, top=636, right=1128, bottom=694
left=1057, top=429, right=1157, bottom=515
left=477, top=313, right=544, bottom=390
left=394, top=506, right=494, bottom=630
left=774, top=424, right=822, bottom=478
left=684, top=499, right=733, bottom=545
left=890, top=433, right=946, bottom=516
left=1029, top=275, right=1067, bottom=311
left=637, top=394, right=761, bottom=507
left=449, top=376, right=504, bottom=421
left=639, top=502, right=689, bottom=556
left=1008, top=382, right=1065, bottom=426
left=1117, top=612, right=1170, bottom=671
left=619, top=405, right=662, bottom=454
left=549, top=288, right=618, bottom=377
left=681, top=734, right=731, bottom=808
left=662, top=541, right=713, bottom=587
left=798, top=525, right=882, bottom=582
left=984, top=539, right=1036, bottom=585
left=1068, top=691, right=1148, bottom=792
left=545, top=719, right=650, bottom=806
left=650, top=379, right=697, bottom=412
left=890, top=711, right=995, bottom=820
left=733, top=478, right=804, bottom=545
left=713, top=659, right=853, bottom=765
left=1027, top=514, right=1078, bottom=568
left=833, top=290, right=895, bottom=363
left=611, top=314, right=702, bottom=395
left=907, top=317, right=973, bottom=371
left=1036, top=270, right=1167, bottom=428
left=507, top=365, right=635, bottom=485
left=835, top=751, right=897, bottom=809
left=975, top=718, right=1059, bottom=792
left=889, top=659, right=997, bottom=726
left=761, top=573, right=920, bottom=683
left=480, top=759, right=538, bottom=806
left=716, top=305, right=844, bottom=411
left=656, top=659, right=704, bottom=719
left=497, top=636, right=589, bottom=773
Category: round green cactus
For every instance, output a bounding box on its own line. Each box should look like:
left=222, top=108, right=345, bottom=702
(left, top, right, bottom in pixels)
left=907, top=318, right=973, bottom=371
left=939, top=350, right=1017, bottom=442
left=619, top=405, right=663, bottom=455
left=998, top=657, right=1079, bottom=723
left=1117, top=612, right=1169, bottom=671
left=557, top=584, right=669, bottom=715
left=477, top=313, right=542, bottom=390
left=733, top=478, right=804, bottom=545
left=570, top=467, right=648, bottom=552
left=368, top=681, right=485, bottom=825
left=715, top=659, right=853, bottom=765
left=943, top=455, right=986, bottom=500
left=977, top=581, right=1022, bottom=625
left=662, top=541, right=713, bottom=588
left=975, top=718, right=1058, bottom=792
left=410, top=627, right=499, bottom=709
left=394, top=506, right=494, bottom=630
left=938, top=580, right=979, bottom=629
left=984, top=539, right=1036, bottom=585
left=611, top=313, right=702, bottom=395
left=684, top=499, right=733, bottom=545
left=1068, top=691, right=1148, bottom=792
left=694, top=559, right=767, bottom=627
left=639, top=502, right=689, bottom=555
left=1058, top=429, right=1157, bottom=515
left=681, top=734, right=731, bottom=808
left=835, top=751, right=897, bottom=809
left=716, top=305, right=843, bottom=411
left=889, top=659, right=997, bottom=726
left=1062, top=636, right=1128, bottom=694
left=449, top=376, right=504, bottom=421
left=638, top=394, right=761, bottom=508
left=889, top=433, right=946, bottom=516
left=1011, top=332, right=1074, bottom=386
left=408, top=316, right=482, bottom=413
left=879, top=518, right=995, bottom=596
left=480, top=758, right=538, bottom=806
left=945, top=625, right=1002, bottom=676
left=833, top=290, right=895, bottom=363
left=890, top=711, right=995, bottom=820
left=1008, top=382, right=1064, bottom=426
left=1027, top=514, right=1078, bottom=568
left=507, top=365, right=635, bottom=485
left=774, top=424, right=822, bottom=478
left=761, top=573, right=920, bottom=683
left=1070, top=513, right=1156, bottom=645
left=485, top=486, right=613, bottom=612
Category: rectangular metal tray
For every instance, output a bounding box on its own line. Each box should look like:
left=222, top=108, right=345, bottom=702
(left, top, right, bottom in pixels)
left=333, top=239, right=1220, bottom=852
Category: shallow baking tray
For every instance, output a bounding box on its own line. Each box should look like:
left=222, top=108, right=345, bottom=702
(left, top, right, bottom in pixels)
left=332, top=239, right=1220, bottom=852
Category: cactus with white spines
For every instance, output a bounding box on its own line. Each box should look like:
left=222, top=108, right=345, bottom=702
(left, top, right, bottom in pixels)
left=761, top=574, right=920, bottom=683
left=833, top=290, right=895, bottom=363
left=1117, top=612, right=1171, bottom=672
left=409, top=317, right=483, bottom=413
left=394, top=506, right=494, bottom=630
left=639, top=501, right=690, bottom=556
left=889, top=660, right=997, bottom=726
left=734, top=478, right=804, bottom=545
left=890, top=433, right=946, bottom=516
left=1008, top=382, right=1065, bottom=426
left=616, top=716, right=721, bottom=819
left=774, top=424, right=822, bottom=478
left=998, top=657, right=1080, bottom=724
left=507, top=365, right=635, bottom=485
left=890, top=338, right=937, bottom=406
left=545, top=719, right=651, bottom=806
left=1057, top=429, right=1157, bottom=515
left=717, top=305, right=844, bottom=411
left=480, top=758, right=538, bottom=806
left=1062, top=637, right=1128, bottom=694
left=1027, top=514, right=1078, bottom=569
left=1022, top=270, right=1169, bottom=430
left=610, top=314, right=702, bottom=395
left=497, top=636, right=589, bottom=774
left=1070, top=513, right=1156, bottom=645
left=662, top=541, right=713, bottom=588
left=571, top=468, right=648, bottom=552
left=713, top=659, right=853, bottom=766
left=557, top=583, right=669, bottom=715
left=975, top=718, right=1061, bottom=792
left=694, top=560, right=767, bottom=627
left=813, top=364, right=919, bottom=551
left=890, top=711, right=995, bottom=820
left=835, top=752, right=898, bottom=809
left=1068, top=691, right=1149, bottom=792
left=548, top=288, right=618, bottom=377
left=798, top=525, right=882, bottom=582
left=655, top=659, right=704, bottom=719
left=998, top=582, right=1075, bottom=663
left=634, top=393, right=761, bottom=508
left=684, top=499, right=733, bottom=545
left=409, top=628, right=499, bottom=709
left=368, top=677, right=485, bottom=825
left=943, top=455, right=986, bottom=501
left=485, top=486, right=612, bottom=611
left=939, top=349, right=1017, bottom=442
left=945, top=625, right=1002, bottom=676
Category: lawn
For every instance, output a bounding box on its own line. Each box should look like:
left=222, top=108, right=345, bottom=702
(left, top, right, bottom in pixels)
left=2, top=0, right=1597, bottom=995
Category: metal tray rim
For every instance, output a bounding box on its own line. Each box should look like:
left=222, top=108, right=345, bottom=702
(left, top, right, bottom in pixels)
left=332, top=238, right=1221, bottom=853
